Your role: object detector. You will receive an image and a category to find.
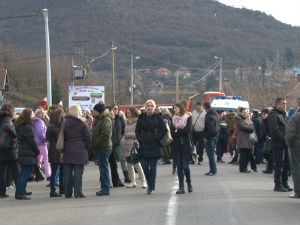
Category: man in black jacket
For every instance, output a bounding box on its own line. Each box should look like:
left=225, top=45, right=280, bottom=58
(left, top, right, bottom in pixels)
left=203, top=102, right=220, bottom=176
left=268, top=97, right=292, bottom=192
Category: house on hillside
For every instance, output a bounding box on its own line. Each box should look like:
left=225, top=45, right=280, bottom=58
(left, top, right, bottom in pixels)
left=154, top=68, right=172, bottom=80
left=0, top=68, right=10, bottom=106
left=174, top=67, right=191, bottom=79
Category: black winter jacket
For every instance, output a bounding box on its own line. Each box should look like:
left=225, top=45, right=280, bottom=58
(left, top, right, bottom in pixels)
left=46, top=123, right=62, bottom=164
left=170, top=116, right=192, bottom=160
left=135, top=112, right=167, bottom=158
left=111, top=115, right=125, bottom=146
left=62, top=116, right=91, bottom=165
left=16, top=122, right=39, bottom=166
left=268, top=108, right=287, bottom=149
left=0, top=114, right=18, bottom=161
left=204, top=109, right=220, bottom=139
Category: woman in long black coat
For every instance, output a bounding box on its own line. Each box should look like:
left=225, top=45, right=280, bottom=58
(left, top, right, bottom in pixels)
left=0, top=103, right=19, bottom=198
left=62, top=105, right=91, bottom=198
left=46, top=108, right=64, bottom=197
left=170, top=103, right=193, bottom=194
left=135, top=100, right=167, bottom=194
left=14, top=108, right=40, bottom=200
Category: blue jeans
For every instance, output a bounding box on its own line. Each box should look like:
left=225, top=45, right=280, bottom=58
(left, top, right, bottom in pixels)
left=205, top=137, right=217, bottom=174
left=98, top=150, right=112, bottom=193
left=50, top=163, right=64, bottom=193
left=15, top=165, right=33, bottom=196
left=141, top=158, right=158, bottom=191
left=176, top=149, right=191, bottom=188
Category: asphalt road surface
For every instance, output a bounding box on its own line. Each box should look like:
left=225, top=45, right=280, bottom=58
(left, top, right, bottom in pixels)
left=1, top=154, right=299, bottom=225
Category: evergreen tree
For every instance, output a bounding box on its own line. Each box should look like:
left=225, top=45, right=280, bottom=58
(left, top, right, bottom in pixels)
left=52, top=79, right=62, bottom=105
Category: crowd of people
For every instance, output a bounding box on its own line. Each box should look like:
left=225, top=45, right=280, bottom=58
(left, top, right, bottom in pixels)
left=0, top=96, right=299, bottom=200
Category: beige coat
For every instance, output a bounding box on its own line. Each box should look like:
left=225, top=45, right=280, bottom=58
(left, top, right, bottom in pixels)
left=236, top=115, right=254, bottom=149
left=120, top=118, right=138, bottom=158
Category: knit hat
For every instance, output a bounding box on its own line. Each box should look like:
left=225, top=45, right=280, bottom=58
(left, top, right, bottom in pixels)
left=93, top=103, right=105, bottom=113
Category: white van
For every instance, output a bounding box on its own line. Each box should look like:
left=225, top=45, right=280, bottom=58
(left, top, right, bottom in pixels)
left=211, top=96, right=249, bottom=113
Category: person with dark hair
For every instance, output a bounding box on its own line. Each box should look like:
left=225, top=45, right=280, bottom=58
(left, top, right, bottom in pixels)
left=170, top=103, right=193, bottom=194
left=110, top=103, right=130, bottom=184
left=46, top=108, right=65, bottom=197
left=203, top=102, right=220, bottom=176
left=260, top=108, right=273, bottom=174
left=0, top=103, right=19, bottom=198
left=92, top=103, right=113, bottom=196
left=14, top=109, right=40, bottom=200
left=252, top=110, right=264, bottom=164
left=236, top=107, right=257, bottom=173
left=121, top=107, right=147, bottom=188
left=135, top=99, right=167, bottom=194
left=268, top=97, right=292, bottom=192
left=191, top=102, right=206, bottom=165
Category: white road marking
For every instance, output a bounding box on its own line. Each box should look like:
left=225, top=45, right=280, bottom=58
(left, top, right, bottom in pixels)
left=165, top=179, right=179, bottom=225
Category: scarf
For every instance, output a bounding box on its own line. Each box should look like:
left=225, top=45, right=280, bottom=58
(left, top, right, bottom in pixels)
left=172, top=113, right=189, bottom=129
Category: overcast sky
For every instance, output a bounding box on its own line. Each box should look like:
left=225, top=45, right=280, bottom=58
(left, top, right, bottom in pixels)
left=217, top=0, right=300, bottom=26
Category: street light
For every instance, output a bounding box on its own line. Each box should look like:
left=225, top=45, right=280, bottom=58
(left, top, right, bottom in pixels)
left=130, top=54, right=140, bottom=105
left=214, top=56, right=223, bottom=91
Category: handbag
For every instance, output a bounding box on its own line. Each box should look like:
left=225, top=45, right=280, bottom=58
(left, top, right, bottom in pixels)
left=262, top=138, right=272, bottom=155
left=56, top=124, right=64, bottom=153
left=249, top=132, right=258, bottom=145
left=229, top=135, right=237, bottom=145
left=160, top=123, right=173, bottom=147
left=130, top=140, right=140, bottom=164
left=229, top=122, right=237, bottom=145
left=0, top=129, right=12, bottom=151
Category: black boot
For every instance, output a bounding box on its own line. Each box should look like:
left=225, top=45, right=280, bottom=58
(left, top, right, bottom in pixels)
left=176, top=187, right=185, bottom=194
left=33, top=164, right=45, bottom=182
left=123, top=171, right=131, bottom=184
left=187, top=182, right=193, bottom=193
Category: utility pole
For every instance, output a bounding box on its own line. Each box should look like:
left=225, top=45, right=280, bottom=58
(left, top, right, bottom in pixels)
left=219, top=57, right=222, bottom=92
left=42, top=9, right=52, bottom=105
left=111, top=41, right=116, bottom=103
left=130, top=54, right=134, bottom=105
left=176, top=74, right=179, bottom=102
left=261, top=56, right=266, bottom=88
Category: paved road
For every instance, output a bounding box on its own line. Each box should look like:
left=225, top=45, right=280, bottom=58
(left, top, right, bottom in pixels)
left=1, top=154, right=299, bottom=225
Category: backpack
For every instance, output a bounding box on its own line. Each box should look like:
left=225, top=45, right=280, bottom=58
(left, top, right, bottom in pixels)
left=0, top=128, right=12, bottom=151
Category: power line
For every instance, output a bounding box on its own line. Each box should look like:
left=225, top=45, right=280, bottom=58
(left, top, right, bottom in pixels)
left=0, top=11, right=41, bottom=21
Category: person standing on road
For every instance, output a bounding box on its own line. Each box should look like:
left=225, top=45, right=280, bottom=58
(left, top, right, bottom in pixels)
left=110, top=103, right=130, bottom=184
left=236, top=107, right=256, bottom=173
left=135, top=99, right=167, bottom=194
left=46, top=108, right=65, bottom=197
left=0, top=103, right=19, bottom=198
left=203, top=102, right=220, bottom=176
left=62, top=105, right=91, bottom=198
left=14, top=109, right=40, bottom=200
left=120, top=107, right=147, bottom=188
left=285, top=110, right=300, bottom=198
left=268, top=97, right=292, bottom=192
left=33, top=108, right=51, bottom=179
left=170, top=103, right=193, bottom=194
left=92, top=103, right=113, bottom=196
left=191, top=102, right=206, bottom=165
left=260, top=108, right=273, bottom=174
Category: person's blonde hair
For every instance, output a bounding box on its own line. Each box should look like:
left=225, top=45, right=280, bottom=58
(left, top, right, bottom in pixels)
left=145, top=99, right=156, bottom=108
left=161, top=108, right=171, bottom=117
left=68, top=105, right=83, bottom=120
left=35, top=108, right=45, bottom=117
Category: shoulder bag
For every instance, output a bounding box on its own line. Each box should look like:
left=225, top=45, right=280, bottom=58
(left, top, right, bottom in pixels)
left=56, top=124, right=64, bottom=153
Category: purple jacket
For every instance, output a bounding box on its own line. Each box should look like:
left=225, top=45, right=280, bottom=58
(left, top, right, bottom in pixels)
left=33, top=117, right=47, bottom=147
